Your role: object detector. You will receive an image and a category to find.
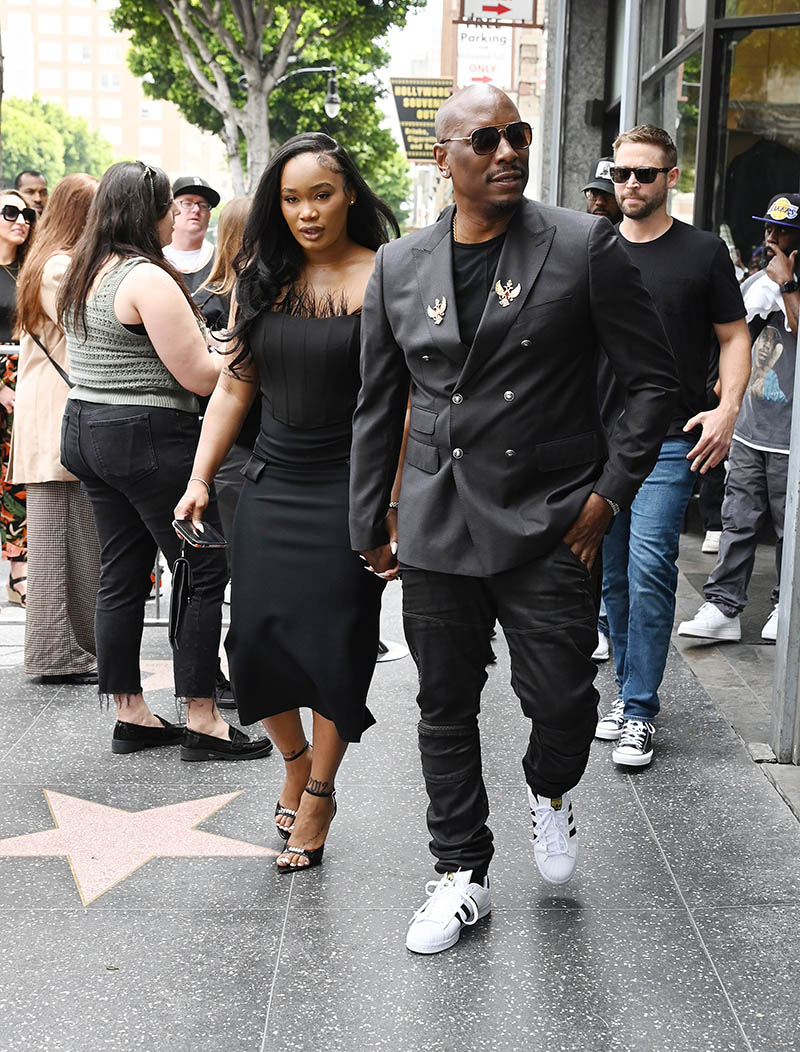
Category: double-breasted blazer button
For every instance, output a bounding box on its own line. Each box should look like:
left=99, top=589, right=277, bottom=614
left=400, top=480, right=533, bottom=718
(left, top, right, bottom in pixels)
left=503, top=390, right=515, bottom=401
left=505, top=449, right=516, bottom=457
left=452, top=448, right=463, bottom=459
left=521, top=339, right=532, bottom=347
left=451, top=393, right=463, bottom=404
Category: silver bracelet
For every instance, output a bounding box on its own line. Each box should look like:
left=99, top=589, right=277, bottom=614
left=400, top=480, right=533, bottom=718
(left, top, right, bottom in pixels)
left=388, top=500, right=399, bottom=509
left=189, top=477, right=210, bottom=492
left=600, top=495, right=621, bottom=516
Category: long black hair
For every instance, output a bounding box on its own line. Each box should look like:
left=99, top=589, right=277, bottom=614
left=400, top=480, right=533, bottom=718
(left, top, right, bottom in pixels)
left=230, top=134, right=399, bottom=368
left=57, top=160, right=202, bottom=338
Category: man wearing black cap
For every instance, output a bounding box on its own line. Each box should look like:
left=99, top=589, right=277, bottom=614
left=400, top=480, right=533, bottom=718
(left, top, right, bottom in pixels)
left=582, top=157, right=622, bottom=224
left=679, top=193, right=800, bottom=645
left=163, top=175, right=220, bottom=293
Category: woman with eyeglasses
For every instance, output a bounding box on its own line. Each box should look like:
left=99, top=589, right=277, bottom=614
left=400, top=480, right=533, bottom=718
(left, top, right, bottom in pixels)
left=175, top=134, right=400, bottom=872
left=11, top=174, right=101, bottom=682
left=57, top=161, right=272, bottom=761
left=0, top=189, right=35, bottom=606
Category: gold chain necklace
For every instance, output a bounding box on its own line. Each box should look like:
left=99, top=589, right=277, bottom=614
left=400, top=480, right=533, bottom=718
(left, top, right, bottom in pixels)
left=452, top=212, right=458, bottom=242
left=0, top=262, right=18, bottom=284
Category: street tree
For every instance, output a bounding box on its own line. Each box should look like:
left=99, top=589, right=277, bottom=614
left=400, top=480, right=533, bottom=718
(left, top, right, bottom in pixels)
left=0, top=97, right=114, bottom=185
left=112, top=0, right=421, bottom=197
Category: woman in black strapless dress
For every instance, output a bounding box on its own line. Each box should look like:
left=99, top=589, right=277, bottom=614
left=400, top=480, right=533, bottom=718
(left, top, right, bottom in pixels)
left=175, top=134, right=399, bottom=872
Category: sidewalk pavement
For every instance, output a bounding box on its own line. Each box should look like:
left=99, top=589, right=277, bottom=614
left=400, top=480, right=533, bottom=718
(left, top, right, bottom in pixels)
left=1, top=537, right=798, bottom=1052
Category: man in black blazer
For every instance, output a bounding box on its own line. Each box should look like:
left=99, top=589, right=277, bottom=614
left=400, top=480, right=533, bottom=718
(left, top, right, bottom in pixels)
left=350, top=85, right=678, bottom=955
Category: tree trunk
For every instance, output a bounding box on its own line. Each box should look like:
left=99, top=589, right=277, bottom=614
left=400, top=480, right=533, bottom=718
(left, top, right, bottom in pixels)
left=222, top=114, right=246, bottom=195
left=242, top=91, right=271, bottom=192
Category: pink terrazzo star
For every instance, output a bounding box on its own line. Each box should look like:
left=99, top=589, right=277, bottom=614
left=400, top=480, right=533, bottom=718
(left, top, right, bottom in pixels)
left=0, top=790, right=277, bottom=905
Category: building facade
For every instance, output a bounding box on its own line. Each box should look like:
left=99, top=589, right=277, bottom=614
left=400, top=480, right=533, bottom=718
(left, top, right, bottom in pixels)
left=0, top=0, right=228, bottom=190
left=543, top=0, right=800, bottom=259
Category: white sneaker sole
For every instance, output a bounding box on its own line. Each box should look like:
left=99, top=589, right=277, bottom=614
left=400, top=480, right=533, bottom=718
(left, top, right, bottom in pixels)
left=677, top=622, right=741, bottom=642
left=535, top=844, right=578, bottom=886
left=406, top=902, right=491, bottom=955
left=595, top=722, right=623, bottom=741
left=612, top=746, right=653, bottom=767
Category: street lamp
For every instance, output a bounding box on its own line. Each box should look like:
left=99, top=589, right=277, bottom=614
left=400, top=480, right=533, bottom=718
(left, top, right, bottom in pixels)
left=273, top=62, right=340, bottom=119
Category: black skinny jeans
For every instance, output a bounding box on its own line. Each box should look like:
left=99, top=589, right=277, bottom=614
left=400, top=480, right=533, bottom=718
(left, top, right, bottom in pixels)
left=61, top=400, right=227, bottom=699
left=402, top=543, right=600, bottom=876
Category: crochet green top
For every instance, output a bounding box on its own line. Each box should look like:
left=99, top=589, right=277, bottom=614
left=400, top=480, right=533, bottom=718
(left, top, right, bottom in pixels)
left=66, top=257, right=199, bottom=413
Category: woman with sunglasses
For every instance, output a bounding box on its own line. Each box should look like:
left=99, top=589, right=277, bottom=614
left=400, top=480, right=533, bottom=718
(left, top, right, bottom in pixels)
left=11, top=174, right=101, bottom=683
left=0, top=190, right=35, bottom=606
left=57, top=161, right=271, bottom=760
left=175, top=133, right=399, bottom=872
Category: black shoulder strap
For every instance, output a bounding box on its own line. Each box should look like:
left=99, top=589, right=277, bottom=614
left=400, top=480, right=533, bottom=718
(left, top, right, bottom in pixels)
left=30, top=332, right=73, bottom=388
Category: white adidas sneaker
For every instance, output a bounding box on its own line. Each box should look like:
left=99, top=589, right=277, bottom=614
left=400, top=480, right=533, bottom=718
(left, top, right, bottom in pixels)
left=528, top=788, right=578, bottom=886
left=677, top=602, right=741, bottom=642
left=761, top=605, right=779, bottom=642
left=406, top=870, right=491, bottom=955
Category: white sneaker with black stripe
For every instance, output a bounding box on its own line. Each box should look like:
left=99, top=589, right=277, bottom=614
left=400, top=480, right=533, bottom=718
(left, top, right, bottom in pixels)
left=612, top=719, right=655, bottom=767
left=406, top=870, right=491, bottom=954
left=528, top=788, right=578, bottom=886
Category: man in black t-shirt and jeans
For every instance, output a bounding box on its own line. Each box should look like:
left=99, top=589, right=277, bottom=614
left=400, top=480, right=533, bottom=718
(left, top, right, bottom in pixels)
left=595, top=124, right=751, bottom=767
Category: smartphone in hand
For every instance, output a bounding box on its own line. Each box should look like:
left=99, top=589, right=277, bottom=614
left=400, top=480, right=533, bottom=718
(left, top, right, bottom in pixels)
left=172, top=518, right=227, bottom=549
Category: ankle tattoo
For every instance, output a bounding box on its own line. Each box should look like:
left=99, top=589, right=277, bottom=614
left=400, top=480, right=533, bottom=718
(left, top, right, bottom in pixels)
left=282, top=741, right=310, bottom=763
left=305, top=778, right=333, bottom=796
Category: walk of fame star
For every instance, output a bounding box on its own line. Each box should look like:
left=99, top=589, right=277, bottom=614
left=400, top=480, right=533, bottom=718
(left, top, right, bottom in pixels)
left=0, top=790, right=278, bottom=905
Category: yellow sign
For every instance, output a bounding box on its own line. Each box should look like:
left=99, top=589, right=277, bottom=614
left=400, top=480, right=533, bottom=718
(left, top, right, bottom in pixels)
left=390, top=78, right=455, bottom=163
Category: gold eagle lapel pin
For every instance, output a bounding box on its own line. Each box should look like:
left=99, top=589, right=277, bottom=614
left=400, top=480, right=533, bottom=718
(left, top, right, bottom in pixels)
left=426, top=296, right=447, bottom=326
left=495, top=280, right=521, bottom=308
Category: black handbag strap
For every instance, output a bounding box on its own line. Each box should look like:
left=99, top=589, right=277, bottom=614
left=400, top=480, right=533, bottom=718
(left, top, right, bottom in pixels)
left=30, top=332, right=73, bottom=388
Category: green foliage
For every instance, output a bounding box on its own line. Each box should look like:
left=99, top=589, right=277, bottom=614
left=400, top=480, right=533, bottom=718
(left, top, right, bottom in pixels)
left=1, top=96, right=115, bottom=185
left=112, top=0, right=418, bottom=207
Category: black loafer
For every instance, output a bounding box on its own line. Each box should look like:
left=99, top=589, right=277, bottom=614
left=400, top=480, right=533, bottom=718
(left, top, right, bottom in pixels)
left=112, top=715, right=185, bottom=754
left=36, top=670, right=99, bottom=686
left=180, top=725, right=274, bottom=762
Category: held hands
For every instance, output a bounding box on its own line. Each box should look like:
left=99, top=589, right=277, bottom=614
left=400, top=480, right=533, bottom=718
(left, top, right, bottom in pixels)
left=173, top=478, right=210, bottom=531
left=766, top=247, right=798, bottom=289
left=683, top=403, right=738, bottom=473
left=360, top=507, right=400, bottom=581
left=562, top=492, right=613, bottom=571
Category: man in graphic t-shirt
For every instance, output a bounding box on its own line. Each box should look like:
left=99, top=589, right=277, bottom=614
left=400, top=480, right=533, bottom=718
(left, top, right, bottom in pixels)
left=163, top=175, right=220, bottom=294
left=679, top=193, right=800, bottom=644
left=595, top=124, right=751, bottom=768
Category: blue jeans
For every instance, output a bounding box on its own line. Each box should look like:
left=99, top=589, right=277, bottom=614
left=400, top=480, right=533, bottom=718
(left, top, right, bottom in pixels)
left=602, top=439, right=695, bottom=721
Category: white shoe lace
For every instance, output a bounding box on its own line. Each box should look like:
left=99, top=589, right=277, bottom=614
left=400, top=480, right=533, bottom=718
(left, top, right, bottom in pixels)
left=530, top=802, right=568, bottom=856
left=412, top=874, right=481, bottom=927
left=601, top=697, right=624, bottom=724
left=618, top=720, right=653, bottom=749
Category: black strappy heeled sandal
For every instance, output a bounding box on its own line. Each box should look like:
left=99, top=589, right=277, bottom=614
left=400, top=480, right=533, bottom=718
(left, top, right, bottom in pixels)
left=276, top=786, right=337, bottom=872
left=274, top=741, right=311, bottom=841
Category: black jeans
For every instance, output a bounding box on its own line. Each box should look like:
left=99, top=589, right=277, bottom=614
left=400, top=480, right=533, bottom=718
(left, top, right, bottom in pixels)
left=61, top=400, right=227, bottom=698
left=402, top=544, right=599, bottom=875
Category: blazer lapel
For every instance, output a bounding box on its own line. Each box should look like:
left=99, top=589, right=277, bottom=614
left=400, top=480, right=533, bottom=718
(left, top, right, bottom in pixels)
left=412, top=206, right=469, bottom=369
left=455, top=205, right=556, bottom=390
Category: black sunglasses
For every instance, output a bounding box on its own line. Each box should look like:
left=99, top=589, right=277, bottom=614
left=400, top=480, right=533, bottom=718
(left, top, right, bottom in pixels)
left=610, top=166, right=672, bottom=184
left=1, top=204, right=36, bottom=225
left=438, top=121, right=533, bottom=156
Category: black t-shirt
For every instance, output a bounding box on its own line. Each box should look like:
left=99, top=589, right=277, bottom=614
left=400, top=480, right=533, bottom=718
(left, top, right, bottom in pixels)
left=599, top=219, right=745, bottom=439
left=0, top=261, right=20, bottom=343
left=453, top=231, right=506, bottom=347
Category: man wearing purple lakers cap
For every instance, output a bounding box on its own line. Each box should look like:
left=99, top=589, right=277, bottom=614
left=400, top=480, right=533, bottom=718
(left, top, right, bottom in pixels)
left=679, top=193, right=800, bottom=644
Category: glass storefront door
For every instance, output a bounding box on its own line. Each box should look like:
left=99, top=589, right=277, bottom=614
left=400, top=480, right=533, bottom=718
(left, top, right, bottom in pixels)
left=713, top=26, right=800, bottom=267
left=640, top=50, right=702, bottom=222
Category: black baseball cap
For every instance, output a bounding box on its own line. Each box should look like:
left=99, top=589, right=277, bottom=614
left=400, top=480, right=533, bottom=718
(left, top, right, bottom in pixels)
left=172, top=175, right=220, bottom=208
left=582, top=157, right=615, bottom=195
left=752, top=193, right=800, bottom=230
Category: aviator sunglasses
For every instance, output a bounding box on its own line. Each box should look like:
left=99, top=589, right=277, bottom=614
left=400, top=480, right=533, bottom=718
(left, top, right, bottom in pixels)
left=438, top=121, right=533, bottom=156
left=1, top=204, right=36, bottom=225
left=610, top=166, right=673, bottom=184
